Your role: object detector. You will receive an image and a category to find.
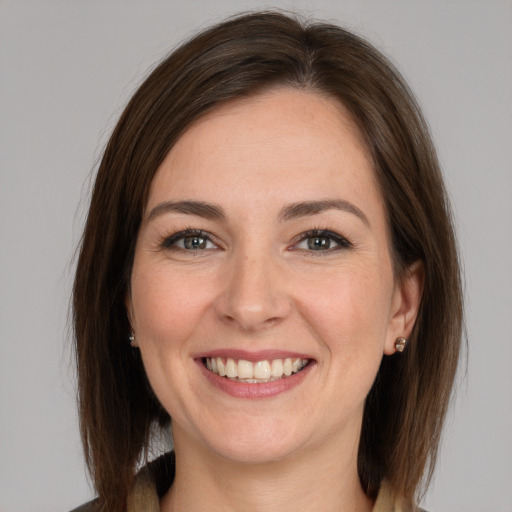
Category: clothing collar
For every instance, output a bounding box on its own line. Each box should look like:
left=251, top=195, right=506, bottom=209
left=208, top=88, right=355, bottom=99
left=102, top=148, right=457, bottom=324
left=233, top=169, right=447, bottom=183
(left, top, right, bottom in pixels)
left=127, top=452, right=405, bottom=512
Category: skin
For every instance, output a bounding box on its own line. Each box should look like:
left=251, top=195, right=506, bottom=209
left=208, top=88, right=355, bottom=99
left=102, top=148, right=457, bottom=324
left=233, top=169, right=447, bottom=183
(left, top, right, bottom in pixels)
left=127, top=88, right=423, bottom=512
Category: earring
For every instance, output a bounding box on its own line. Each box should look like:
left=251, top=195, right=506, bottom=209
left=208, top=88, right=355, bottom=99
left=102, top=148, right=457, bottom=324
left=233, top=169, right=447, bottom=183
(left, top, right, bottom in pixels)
left=129, top=333, right=135, bottom=346
left=395, top=337, right=407, bottom=352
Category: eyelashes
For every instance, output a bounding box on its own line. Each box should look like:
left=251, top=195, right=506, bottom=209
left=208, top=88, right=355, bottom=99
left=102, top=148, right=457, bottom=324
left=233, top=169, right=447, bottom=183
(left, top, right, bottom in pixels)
left=160, top=228, right=353, bottom=255
left=291, top=229, right=353, bottom=252
left=160, top=229, right=218, bottom=251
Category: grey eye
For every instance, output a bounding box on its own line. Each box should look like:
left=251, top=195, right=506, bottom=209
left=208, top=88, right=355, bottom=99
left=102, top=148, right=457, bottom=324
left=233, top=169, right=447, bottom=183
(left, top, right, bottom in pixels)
left=163, top=230, right=217, bottom=251
left=183, top=235, right=209, bottom=250
left=293, top=230, right=352, bottom=252
left=307, top=236, right=332, bottom=250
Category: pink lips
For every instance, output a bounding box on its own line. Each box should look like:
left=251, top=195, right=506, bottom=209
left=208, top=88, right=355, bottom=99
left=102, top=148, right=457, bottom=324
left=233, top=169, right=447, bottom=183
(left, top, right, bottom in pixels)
left=194, top=350, right=315, bottom=399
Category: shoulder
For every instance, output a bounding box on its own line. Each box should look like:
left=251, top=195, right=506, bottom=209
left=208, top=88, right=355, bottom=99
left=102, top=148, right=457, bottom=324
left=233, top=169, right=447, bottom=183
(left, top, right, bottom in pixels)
left=373, top=480, right=431, bottom=512
left=67, top=451, right=175, bottom=512
left=68, top=500, right=98, bottom=512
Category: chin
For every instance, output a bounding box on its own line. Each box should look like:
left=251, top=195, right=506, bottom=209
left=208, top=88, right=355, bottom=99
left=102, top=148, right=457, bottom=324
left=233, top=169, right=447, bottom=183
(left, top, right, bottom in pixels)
left=194, top=417, right=309, bottom=466
left=212, top=437, right=300, bottom=465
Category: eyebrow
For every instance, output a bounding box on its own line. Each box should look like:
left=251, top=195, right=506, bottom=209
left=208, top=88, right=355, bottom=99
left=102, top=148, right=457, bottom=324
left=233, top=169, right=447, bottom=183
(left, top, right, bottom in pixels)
left=279, top=199, right=370, bottom=227
left=146, top=200, right=226, bottom=222
left=146, top=198, right=369, bottom=227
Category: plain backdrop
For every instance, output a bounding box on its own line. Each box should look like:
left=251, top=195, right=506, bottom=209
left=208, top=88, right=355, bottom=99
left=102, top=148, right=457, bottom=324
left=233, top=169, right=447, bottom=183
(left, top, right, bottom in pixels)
left=1, top=1, right=511, bottom=511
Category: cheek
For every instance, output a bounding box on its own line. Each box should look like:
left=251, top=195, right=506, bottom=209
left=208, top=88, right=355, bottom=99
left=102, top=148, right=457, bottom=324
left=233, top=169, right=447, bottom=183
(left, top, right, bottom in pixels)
left=129, top=265, right=217, bottom=418
left=131, top=264, right=214, bottom=346
left=296, top=265, right=392, bottom=372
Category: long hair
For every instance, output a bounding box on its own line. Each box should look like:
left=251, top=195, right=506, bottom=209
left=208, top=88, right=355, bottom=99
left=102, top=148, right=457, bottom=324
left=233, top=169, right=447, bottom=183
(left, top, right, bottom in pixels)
left=73, top=11, right=463, bottom=511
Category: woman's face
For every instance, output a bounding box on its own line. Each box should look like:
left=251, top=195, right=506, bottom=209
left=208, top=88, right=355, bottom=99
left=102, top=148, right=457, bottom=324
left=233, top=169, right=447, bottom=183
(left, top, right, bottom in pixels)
left=128, top=89, right=419, bottom=464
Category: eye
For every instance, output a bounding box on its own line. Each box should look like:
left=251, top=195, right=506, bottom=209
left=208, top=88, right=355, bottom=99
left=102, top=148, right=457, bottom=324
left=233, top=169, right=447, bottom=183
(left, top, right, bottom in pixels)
left=162, top=229, right=218, bottom=251
left=292, top=230, right=352, bottom=252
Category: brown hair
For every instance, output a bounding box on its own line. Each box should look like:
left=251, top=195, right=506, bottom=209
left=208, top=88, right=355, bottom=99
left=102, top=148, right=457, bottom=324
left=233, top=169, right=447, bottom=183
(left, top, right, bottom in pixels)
left=73, top=11, right=463, bottom=511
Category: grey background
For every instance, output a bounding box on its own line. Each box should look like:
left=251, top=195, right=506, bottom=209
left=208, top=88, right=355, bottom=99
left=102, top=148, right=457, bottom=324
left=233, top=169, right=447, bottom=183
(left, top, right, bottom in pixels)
left=1, top=1, right=511, bottom=511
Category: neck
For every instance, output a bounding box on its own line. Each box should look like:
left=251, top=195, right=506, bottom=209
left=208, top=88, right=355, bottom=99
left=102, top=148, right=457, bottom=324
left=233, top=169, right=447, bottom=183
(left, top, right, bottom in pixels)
left=161, top=425, right=374, bottom=512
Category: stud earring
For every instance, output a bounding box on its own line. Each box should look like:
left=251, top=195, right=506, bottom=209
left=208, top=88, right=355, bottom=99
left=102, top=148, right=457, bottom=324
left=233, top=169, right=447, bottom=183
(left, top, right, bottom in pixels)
left=395, top=337, right=407, bottom=352
left=129, top=333, right=135, bottom=346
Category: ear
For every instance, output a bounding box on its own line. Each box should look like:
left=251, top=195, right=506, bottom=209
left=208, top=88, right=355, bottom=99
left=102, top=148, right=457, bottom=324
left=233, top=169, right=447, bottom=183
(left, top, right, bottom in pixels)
left=383, top=260, right=424, bottom=355
left=125, top=289, right=138, bottom=347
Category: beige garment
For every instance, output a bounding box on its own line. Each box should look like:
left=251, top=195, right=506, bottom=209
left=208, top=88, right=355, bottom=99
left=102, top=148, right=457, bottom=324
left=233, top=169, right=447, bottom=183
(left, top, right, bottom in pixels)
left=373, top=480, right=404, bottom=512
left=126, top=471, right=407, bottom=512
left=126, top=469, right=160, bottom=512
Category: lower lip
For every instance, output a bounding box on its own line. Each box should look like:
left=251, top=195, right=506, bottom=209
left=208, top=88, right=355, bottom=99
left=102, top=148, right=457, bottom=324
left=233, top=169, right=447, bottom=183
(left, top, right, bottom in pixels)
left=196, top=359, right=315, bottom=399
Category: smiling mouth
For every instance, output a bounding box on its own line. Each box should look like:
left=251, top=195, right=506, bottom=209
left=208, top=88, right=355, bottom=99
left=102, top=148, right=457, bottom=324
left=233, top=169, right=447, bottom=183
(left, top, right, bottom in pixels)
left=203, top=357, right=310, bottom=383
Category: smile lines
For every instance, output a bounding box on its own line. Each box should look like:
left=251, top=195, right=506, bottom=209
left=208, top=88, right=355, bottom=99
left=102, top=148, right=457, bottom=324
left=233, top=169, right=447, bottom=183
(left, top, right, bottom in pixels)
left=205, top=357, right=310, bottom=383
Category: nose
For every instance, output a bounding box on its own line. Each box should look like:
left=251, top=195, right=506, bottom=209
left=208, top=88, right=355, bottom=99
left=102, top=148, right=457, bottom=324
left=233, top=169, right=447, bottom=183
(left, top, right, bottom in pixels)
left=214, top=249, right=291, bottom=332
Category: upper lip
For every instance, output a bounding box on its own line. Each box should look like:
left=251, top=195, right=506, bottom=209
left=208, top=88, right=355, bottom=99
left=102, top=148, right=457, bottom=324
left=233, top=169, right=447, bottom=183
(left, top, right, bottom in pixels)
left=193, top=349, right=315, bottom=362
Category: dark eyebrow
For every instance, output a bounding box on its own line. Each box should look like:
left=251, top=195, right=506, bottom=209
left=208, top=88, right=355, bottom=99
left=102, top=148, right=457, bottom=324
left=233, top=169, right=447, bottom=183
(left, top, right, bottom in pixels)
left=146, top=200, right=226, bottom=222
left=279, top=200, right=370, bottom=227
left=146, top=199, right=369, bottom=227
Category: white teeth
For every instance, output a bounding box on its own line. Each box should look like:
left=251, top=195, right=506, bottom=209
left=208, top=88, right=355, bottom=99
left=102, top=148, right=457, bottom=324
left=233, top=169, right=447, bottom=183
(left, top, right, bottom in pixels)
left=253, top=360, right=271, bottom=379
left=217, top=358, right=226, bottom=377
left=225, top=358, right=237, bottom=378
left=283, top=358, right=292, bottom=376
left=237, top=359, right=253, bottom=379
left=242, top=378, right=280, bottom=384
left=270, top=359, right=283, bottom=377
left=205, top=356, right=310, bottom=381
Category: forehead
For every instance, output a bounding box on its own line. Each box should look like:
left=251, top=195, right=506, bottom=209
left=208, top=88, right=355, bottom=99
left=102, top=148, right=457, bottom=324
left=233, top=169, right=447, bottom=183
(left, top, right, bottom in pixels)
left=146, top=88, right=382, bottom=220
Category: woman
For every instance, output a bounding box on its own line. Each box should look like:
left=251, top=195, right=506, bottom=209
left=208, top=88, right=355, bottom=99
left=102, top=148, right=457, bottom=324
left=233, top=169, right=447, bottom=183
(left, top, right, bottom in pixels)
left=72, top=11, right=463, bottom=512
